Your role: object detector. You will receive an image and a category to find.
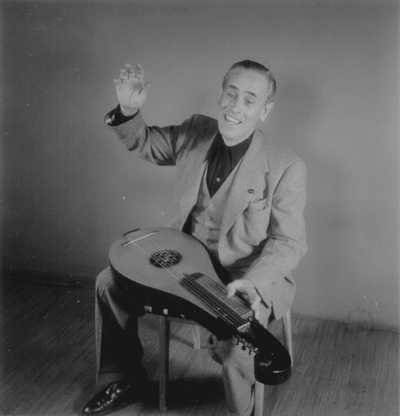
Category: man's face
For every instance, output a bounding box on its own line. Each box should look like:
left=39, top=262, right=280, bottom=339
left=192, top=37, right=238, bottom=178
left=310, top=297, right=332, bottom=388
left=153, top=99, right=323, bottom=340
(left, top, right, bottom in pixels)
left=217, top=68, right=274, bottom=146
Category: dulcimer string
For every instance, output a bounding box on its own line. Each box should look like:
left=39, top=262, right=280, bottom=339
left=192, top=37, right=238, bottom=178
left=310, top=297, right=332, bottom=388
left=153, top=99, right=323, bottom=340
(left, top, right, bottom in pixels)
left=140, top=238, right=247, bottom=329
left=129, top=236, right=252, bottom=330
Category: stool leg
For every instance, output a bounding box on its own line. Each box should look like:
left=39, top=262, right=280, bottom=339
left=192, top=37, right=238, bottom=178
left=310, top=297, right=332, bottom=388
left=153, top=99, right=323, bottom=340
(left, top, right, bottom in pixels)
left=254, top=381, right=264, bottom=416
left=159, top=316, right=170, bottom=411
left=191, top=325, right=201, bottom=349
left=282, top=309, right=293, bottom=364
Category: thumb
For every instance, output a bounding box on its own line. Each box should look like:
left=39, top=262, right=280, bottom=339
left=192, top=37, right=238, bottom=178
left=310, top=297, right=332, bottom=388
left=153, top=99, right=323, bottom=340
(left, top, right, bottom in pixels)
left=251, top=296, right=261, bottom=320
left=226, top=283, right=238, bottom=298
left=141, top=82, right=151, bottom=96
left=251, top=295, right=261, bottom=311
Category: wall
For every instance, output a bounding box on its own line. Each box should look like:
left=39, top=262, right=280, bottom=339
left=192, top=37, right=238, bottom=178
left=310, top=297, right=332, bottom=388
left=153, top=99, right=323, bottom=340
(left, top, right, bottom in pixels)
left=1, top=0, right=399, bottom=330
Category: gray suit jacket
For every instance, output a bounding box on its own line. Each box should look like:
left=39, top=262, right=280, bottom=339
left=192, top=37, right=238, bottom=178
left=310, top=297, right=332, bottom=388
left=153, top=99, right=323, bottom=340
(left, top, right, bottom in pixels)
left=106, top=111, right=307, bottom=322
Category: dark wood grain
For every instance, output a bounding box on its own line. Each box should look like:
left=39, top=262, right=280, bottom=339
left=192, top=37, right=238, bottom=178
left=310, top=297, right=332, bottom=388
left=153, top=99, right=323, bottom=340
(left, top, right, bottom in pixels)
left=1, top=279, right=398, bottom=416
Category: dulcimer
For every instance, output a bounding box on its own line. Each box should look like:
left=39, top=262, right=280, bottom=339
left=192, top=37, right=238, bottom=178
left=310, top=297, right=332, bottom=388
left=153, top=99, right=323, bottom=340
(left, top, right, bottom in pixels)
left=109, top=227, right=292, bottom=385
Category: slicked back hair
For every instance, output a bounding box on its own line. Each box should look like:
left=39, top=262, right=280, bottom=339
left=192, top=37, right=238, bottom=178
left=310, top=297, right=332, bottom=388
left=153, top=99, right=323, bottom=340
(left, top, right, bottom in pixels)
left=222, top=60, right=276, bottom=104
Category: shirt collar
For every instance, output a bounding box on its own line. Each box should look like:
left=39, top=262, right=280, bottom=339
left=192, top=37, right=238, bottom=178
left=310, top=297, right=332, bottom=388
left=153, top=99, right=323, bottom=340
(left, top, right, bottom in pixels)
left=213, top=131, right=254, bottom=154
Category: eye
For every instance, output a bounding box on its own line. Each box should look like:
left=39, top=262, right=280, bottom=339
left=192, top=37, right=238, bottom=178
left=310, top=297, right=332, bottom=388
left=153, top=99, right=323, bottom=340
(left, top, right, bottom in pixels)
left=245, top=99, right=255, bottom=106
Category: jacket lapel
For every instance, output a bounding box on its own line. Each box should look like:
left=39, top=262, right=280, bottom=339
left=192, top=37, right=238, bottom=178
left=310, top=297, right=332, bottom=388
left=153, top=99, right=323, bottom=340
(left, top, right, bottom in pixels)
left=220, top=129, right=270, bottom=236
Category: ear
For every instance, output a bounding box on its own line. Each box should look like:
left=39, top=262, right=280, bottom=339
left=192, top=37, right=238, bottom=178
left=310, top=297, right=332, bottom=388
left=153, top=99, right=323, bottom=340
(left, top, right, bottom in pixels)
left=260, top=102, right=274, bottom=122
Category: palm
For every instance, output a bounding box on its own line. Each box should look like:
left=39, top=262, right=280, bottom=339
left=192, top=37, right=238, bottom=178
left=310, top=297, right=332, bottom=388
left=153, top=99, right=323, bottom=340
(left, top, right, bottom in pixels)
left=114, top=64, right=150, bottom=114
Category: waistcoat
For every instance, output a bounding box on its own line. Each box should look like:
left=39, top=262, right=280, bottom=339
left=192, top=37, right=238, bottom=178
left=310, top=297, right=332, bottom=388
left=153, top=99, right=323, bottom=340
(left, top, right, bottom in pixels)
left=190, top=161, right=242, bottom=257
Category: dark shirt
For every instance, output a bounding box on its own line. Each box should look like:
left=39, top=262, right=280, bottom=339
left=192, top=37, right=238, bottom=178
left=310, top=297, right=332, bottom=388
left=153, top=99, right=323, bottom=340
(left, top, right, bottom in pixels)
left=206, top=132, right=252, bottom=197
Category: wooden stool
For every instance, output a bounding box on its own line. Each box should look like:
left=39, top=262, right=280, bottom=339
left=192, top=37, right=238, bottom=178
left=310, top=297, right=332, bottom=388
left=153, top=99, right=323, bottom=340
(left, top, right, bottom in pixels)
left=156, top=308, right=293, bottom=413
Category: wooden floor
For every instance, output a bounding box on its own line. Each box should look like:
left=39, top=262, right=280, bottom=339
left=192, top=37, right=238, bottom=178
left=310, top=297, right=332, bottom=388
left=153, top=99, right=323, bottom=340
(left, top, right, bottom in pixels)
left=0, top=278, right=398, bottom=416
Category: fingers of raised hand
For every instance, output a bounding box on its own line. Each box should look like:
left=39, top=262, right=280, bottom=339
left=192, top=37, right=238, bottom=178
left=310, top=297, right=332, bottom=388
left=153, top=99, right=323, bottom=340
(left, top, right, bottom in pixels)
left=134, top=64, right=144, bottom=80
left=120, top=63, right=144, bottom=80
left=112, top=71, right=127, bottom=86
left=119, top=68, right=130, bottom=81
left=113, top=63, right=146, bottom=86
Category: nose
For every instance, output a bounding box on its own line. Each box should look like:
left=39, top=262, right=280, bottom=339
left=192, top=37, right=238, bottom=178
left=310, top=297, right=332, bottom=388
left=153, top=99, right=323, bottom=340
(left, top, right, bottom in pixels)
left=229, top=96, right=241, bottom=113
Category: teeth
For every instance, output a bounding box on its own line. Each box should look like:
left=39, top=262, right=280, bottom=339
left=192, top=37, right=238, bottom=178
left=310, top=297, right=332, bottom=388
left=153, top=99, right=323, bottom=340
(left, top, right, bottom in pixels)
left=225, top=115, right=240, bottom=125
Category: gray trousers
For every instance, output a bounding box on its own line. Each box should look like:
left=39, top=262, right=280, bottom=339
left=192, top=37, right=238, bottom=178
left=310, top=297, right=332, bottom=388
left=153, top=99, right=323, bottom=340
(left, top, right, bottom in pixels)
left=95, top=267, right=267, bottom=416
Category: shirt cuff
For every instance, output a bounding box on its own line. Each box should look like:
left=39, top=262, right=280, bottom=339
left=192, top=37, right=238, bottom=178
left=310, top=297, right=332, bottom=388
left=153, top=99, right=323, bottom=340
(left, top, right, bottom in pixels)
left=105, top=105, right=138, bottom=126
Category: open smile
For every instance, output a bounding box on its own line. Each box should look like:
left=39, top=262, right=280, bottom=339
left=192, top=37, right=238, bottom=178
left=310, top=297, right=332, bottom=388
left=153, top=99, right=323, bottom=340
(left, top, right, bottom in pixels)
left=224, top=114, right=241, bottom=126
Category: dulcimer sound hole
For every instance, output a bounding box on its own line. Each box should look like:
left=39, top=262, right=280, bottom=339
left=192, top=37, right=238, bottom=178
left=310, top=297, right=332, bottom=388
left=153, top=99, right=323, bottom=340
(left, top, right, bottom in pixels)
left=149, top=250, right=182, bottom=268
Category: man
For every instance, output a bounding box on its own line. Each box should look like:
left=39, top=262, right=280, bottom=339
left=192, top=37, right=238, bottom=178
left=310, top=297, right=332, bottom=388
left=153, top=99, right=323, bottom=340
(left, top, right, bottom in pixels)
left=83, top=60, right=307, bottom=416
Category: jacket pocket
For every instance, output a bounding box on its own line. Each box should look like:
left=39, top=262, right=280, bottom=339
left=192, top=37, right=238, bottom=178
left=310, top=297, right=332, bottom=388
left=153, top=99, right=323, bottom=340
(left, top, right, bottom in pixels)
left=247, top=198, right=269, bottom=212
left=236, top=201, right=271, bottom=247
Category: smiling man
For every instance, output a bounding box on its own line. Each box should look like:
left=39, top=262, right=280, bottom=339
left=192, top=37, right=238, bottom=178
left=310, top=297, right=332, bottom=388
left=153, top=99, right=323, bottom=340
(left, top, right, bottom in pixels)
left=83, top=60, right=307, bottom=416
left=218, top=63, right=275, bottom=146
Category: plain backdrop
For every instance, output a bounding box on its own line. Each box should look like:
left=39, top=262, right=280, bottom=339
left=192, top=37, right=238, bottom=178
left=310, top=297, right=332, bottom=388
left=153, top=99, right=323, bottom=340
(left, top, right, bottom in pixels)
left=1, top=0, right=399, bottom=330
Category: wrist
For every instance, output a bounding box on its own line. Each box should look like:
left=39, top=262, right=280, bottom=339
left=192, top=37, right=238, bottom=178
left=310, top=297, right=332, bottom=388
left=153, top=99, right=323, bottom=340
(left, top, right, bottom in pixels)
left=120, top=106, right=139, bottom=117
left=106, top=105, right=138, bottom=127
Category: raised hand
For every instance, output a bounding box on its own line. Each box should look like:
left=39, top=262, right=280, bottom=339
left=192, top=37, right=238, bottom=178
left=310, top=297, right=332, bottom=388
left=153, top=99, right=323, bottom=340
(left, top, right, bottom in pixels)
left=113, top=63, right=151, bottom=116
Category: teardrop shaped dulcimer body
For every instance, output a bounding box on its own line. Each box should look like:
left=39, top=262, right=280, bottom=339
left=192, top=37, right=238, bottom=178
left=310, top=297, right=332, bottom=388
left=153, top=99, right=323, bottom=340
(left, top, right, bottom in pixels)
left=109, top=227, right=292, bottom=385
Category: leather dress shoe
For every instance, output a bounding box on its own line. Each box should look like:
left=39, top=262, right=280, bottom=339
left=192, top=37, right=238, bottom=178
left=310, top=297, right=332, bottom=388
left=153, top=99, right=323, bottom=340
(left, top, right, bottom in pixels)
left=82, top=379, right=145, bottom=414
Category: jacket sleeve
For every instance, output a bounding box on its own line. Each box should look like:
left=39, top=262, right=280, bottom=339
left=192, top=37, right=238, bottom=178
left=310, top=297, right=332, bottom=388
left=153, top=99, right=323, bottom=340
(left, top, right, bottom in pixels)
left=104, top=108, right=195, bottom=166
left=244, top=159, right=307, bottom=320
